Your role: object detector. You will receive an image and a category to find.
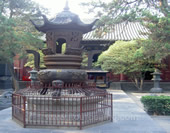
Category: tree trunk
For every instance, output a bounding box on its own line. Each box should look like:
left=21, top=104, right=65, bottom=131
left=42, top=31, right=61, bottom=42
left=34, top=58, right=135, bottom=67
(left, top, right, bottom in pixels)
left=134, top=77, right=139, bottom=89
left=9, top=9, right=13, bottom=18
left=8, top=63, right=19, bottom=91
left=131, top=74, right=144, bottom=91
left=139, top=78, right=144, bottom=92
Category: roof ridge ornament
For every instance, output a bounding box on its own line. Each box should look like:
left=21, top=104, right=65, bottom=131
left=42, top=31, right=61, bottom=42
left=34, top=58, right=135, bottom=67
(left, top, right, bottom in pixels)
left=64, top=0, right=69, bottom=11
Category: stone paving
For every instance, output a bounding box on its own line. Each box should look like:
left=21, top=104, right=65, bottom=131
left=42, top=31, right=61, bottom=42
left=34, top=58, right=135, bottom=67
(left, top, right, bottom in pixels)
left=152, top=116, right=170, bottom=133
left=0, top=90, right=167, bottom=133
left=0, top=89, right=12, bottom=110
left=126, top=91, right=170, bottom=133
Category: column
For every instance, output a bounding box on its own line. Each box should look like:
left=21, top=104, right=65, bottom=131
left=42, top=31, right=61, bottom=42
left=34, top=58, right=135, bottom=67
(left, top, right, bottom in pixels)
left=87, top=51, right=93, bottom=69
left=87, top=50, right=101, bottom=69
left=120, top=73, right=127, bottom=82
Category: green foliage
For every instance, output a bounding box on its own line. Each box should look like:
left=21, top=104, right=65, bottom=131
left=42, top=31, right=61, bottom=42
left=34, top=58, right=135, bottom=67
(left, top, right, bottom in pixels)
left=98, top=40, right=154, bottom=74
left=141, top=95, right=170, bottom=115
left=0, top=0, right=46, bottom=64
left=0, top=0, right=46, bottom=91
left=0, top=15, right=18, bottom=63
left=82, top=0, right=169, bottom=26
left=0, top=14, right=44, bottom=63
left=0, top=0, right=47, bottom=19
left=140, top=13, right=170, bottom=64
left=81, top=52, right=88, bottom=67
left=97, top=40, right=155, bottom=90
left=62, top=43, right=66, bottom=54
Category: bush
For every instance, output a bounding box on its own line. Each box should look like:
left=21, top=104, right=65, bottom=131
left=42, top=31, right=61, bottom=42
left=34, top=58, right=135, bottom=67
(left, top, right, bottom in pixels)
left=141, top=95, right=170, bottom=115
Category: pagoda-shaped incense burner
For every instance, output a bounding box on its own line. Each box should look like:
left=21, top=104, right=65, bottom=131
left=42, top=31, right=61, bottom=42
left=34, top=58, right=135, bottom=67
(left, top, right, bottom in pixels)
left=12, top=1, right=112, bottom=129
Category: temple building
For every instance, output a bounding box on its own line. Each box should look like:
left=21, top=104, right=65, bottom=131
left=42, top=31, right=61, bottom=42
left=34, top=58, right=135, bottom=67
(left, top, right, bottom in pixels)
left=81, top=21, right=149, bottom=69
left=13, top=21, right=170, bottom=83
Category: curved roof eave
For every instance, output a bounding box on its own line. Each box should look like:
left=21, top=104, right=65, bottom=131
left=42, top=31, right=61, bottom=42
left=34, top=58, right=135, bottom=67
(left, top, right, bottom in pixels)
left=31, top=14, right=98, bottom=33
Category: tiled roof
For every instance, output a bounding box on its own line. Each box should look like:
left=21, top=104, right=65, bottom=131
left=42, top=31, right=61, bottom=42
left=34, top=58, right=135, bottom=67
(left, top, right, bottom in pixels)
left=83, top=22, right=149, bottom=41
left=50, top=10, right=84, bottom=25
left=30, top=5, right=98, bottom=33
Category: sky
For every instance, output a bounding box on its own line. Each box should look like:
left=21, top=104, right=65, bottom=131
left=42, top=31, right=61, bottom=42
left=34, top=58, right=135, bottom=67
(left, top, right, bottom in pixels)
left=33, top=0, right=95, bottom=21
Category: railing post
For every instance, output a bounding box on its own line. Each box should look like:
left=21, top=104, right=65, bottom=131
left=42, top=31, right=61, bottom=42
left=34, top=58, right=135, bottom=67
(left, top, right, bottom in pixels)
left=23, top=96, right=26, bottom=128
left=12, top=94, right=14, bottom=119
left=80, top=97, right=82, bottom=130
left=111, top=94, right=113, bottom=122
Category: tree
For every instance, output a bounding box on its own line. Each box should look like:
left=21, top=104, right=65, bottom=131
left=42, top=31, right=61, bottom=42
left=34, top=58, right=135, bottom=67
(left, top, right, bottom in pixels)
left=0, top=0, right=47, bottom=18
left=82, top=0, right=169, bottom=26
left=82, top=0, right=170, bottom=83
left=82, top=0, right=169, bottom=52
left=138, top=12, right=170, bottom=65
left=0, top=0, right=47, bottom=90
left=97, top=41, right=155, bottom=91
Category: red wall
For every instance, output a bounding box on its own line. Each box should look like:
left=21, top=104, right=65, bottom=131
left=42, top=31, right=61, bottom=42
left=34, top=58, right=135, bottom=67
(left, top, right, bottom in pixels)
left=14, top=55, right=31, bottom=81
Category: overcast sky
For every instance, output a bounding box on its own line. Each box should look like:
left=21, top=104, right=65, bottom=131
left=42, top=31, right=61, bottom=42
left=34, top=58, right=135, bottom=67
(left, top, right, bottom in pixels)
left=33, top=0, right=95, bottom=20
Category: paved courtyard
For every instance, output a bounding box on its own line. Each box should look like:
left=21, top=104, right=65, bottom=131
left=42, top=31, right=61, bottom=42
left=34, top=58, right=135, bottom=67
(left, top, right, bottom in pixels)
left=0, top=89, right=12, bottom=110
left=126, top=91, right=170, bottom=133
left=0, top=90, right=168, bottom=133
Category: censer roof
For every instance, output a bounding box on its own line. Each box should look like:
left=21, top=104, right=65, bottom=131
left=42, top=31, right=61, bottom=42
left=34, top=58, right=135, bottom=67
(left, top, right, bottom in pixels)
left=30, top=1, right=98, bottom=33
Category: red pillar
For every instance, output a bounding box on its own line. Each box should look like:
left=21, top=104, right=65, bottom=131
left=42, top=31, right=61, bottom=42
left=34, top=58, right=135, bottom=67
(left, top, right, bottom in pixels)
left=120, top=73, right=127, bottom=81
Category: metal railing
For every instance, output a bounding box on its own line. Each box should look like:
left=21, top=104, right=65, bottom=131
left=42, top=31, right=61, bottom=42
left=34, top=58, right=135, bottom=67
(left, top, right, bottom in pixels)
left=12, top=84, right=112, bottom=129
